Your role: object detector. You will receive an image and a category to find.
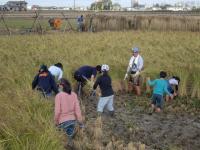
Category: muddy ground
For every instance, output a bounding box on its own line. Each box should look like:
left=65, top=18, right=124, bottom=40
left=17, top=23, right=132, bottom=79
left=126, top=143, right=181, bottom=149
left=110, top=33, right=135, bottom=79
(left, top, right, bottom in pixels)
left=83, top=94, right=200, bottom=150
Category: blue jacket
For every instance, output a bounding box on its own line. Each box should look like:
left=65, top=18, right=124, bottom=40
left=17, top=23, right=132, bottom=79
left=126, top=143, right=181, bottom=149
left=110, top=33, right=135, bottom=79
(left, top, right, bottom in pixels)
left=77, top=16, right=83, bottom=23
left=32, top=71, right=58, bottom=94
left=76, top=66, right=97, bottom=79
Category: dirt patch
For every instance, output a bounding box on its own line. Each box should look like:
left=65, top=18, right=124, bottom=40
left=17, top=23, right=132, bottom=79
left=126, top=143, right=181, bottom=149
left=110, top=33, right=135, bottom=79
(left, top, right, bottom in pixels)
left=83, top=94, right=200, bottom=150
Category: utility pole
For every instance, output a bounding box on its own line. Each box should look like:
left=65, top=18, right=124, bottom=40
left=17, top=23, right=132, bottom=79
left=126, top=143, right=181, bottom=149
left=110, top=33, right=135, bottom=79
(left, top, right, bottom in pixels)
left=74, top=0, right=75, bottom=10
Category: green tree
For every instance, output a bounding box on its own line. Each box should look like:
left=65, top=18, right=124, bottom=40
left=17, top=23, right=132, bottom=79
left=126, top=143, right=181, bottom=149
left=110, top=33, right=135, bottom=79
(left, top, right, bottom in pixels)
left=90, top=0, right=112, bottom=10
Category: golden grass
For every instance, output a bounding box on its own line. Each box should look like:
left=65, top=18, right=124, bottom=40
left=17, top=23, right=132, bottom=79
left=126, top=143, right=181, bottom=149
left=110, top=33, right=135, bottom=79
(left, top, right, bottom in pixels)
left=85, top=15, right=200, bottom=32
left=0, top=31, right=199, bottom=149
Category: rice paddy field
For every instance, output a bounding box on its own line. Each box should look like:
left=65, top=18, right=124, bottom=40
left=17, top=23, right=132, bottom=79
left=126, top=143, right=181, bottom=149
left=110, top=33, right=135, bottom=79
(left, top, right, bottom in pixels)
left=0, top=31, right=200, bottom=149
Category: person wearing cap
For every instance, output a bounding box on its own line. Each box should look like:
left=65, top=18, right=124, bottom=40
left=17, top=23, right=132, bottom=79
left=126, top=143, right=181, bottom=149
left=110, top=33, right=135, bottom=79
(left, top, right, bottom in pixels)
left=93, top=64, right=114, bottom=116
left=48, top=63, right=63, bottom=81
left=54, top=78, right=83, bottom=147
left=32, top=65, right=58, bottom=97
left=74, top=65, right=102, bottom=90
left=166, top=76, right=180, bottom=102
left=124, top=47, right=144, bottom=96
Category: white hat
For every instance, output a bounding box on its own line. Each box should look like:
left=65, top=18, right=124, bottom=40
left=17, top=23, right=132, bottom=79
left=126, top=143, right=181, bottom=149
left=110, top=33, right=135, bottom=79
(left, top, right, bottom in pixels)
left=101, top=64, right=109, bottom=72
left=169, top=78, right=179, bottom=85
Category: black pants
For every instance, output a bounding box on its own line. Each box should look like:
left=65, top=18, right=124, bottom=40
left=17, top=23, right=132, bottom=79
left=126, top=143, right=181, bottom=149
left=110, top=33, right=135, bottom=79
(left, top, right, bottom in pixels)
left=74, top=71, right=86, bottom=86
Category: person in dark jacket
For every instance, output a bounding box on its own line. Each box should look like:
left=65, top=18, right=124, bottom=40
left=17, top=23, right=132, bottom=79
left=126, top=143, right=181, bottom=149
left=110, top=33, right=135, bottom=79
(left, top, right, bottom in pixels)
left=93, top=64, right=114, bottom=116
left=32, top=65, right=58, bottom=97
left=74, top=65, right=101, bottom=94
left=77, top=15, right=84, bottom=32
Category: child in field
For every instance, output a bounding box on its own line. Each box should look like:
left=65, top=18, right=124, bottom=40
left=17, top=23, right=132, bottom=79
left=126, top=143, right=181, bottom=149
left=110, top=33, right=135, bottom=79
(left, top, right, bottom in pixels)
left=48, top=62, right=63, bottom=81
left=147, top=71, right=173, bottom=113
left=166, top=76, right=180, bottom=102
left=93, top=64, right=114, bottom=116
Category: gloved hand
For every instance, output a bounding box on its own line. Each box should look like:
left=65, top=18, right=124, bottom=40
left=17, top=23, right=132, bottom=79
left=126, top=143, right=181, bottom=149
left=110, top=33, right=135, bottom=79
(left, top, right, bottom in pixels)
left=134, top=71, right=140, bottom=77
left=78, top=122, right=85, bottom=128
left=90, top=90, right=96, bottom=97
left=124, top=73, right=128, bottom=80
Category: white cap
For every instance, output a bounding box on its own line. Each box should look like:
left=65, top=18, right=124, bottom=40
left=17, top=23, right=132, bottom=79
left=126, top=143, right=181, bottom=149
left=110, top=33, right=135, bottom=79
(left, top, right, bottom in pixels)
left=169, top=78, right=179, bottom=85
left=101, top=64, right=109, bottom=72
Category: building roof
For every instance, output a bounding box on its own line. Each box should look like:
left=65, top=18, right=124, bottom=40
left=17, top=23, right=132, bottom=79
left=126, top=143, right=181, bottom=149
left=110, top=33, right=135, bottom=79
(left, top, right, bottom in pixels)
left=7, top=1, right=27, bottom=4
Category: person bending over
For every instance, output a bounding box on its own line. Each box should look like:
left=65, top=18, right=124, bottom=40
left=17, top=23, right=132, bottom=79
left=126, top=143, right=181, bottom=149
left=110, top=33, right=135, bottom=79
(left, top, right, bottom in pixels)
left=48, top=63, right=63, bottom=81
left=166, top=76, right=180, bottom=102
left=74, top=65, right=101, bottom=95
left=147, top=71, right=173, bottom=113
left=32, top=65, right=58, bottom=97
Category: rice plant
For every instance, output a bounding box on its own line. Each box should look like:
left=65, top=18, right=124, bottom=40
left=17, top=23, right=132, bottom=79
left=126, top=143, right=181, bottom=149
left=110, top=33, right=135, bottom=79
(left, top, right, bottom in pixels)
left=0, top=31, right=199, bottom=149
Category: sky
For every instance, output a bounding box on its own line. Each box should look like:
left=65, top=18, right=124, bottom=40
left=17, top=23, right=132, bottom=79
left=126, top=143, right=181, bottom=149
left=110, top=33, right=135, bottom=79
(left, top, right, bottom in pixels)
left=0, top=0, right=198, bottom=7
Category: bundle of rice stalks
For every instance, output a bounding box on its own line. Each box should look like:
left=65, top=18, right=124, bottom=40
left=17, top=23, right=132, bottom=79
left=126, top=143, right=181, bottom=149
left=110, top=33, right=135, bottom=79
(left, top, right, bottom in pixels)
left=191, top=71, right=200, bottom=99
left=127, top=142, right=137, bottom=150
left=73, top=122, right=91, bottom=149
left=106, top=141, right=113, bottom=150
left=175, top=69, right=189, bottom=97
left=93, top=116, right=103, bottom=149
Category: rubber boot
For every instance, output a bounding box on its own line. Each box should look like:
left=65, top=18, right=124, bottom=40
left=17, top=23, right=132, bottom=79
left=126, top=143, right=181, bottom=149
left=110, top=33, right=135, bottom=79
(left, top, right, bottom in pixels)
left=97, top=112, right=102, bottom=117
left=128, top=82, right=133, bottom=94
left=134, top=86, right=141, bottom=96
left=148, top=104, right=155, bottom=115
left=109, top=111, right=115, bottom=117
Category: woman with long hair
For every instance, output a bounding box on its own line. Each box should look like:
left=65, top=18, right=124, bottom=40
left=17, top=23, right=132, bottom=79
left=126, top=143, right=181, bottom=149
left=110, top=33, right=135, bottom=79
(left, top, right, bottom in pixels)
left=54, top=78, right=83, bottom=146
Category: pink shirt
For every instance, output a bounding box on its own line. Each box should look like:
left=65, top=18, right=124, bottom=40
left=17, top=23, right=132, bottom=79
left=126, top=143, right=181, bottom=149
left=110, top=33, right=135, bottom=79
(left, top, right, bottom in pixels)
left=54, top=91, right=82, bottom=125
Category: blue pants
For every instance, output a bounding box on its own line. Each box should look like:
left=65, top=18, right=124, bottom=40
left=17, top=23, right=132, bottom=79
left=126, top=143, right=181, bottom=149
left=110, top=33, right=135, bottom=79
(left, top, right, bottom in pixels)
left=77, top=23, right=83, bottom=32
left=151, top=94, right=163, bottom=109
left=58, top=120, right=76, bottom=138
left=167, top=85, right=174, bottom=94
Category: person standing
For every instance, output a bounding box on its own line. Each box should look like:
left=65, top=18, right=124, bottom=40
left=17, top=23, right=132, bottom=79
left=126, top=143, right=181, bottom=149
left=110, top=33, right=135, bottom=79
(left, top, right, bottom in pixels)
left=54, top=78, right=83, bottom=146
left=77, top=15, right=84, bottom=32
left=124, top=47, right=144, bottom=96
left=93, top=64, right=114, bottom=116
